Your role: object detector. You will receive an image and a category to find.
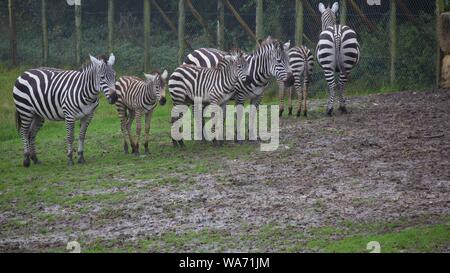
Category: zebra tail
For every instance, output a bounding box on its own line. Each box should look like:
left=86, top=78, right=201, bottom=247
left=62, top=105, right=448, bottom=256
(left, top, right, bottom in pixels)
left=15, top=110, right=21, bottom=134
left=336, top=41, right=350, bottom=81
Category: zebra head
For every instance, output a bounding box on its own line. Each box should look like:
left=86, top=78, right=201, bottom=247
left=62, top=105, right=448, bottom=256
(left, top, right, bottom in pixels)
left=89, top=53, right=117, bottom=104
left=144, top=69, right=169, bottom=106
left=318, top=2, right=339, bottom=31
left=259, top=37, right=294, bottom=87
left=224, top=49, right=249, bottom=84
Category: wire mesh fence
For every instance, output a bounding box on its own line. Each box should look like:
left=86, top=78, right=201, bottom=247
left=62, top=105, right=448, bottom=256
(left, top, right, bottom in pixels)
left=0, top=0, right=440, bottom=97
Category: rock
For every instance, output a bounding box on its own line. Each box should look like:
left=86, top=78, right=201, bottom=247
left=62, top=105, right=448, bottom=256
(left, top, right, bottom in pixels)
left=442, top=55, right=450, bottom=89
left=440, top=12, right=450, bottom=54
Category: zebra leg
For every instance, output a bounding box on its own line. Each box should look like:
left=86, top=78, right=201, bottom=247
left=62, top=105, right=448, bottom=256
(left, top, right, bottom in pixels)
left=144, top=111, right=153, bottom=154
left=337, top=73, right=348, bottom=114
left=303, top=82, right=309, bottom=117
left=249, top=97, right=262, bottom=142
left=287, top=86, right=293, bottom=116
left=77, top=113, right=94, bottom=164
left=65, top=118, right=75, bottom=166
left=28, top=115, right=44, bottom=164
left=235, top=102, right=245, bottom=145
left=295, top=83, right=303, bottom=117
left=126, top=110, right=136, bottom=154
left=325, top=71, right=336, bottom=116
left=133, top=111, right=142, bottom=156
left=117, top=103, right=129, bottom=154
left=171, top=112, right=185, bottom=148
left=211, top=104, right=224, bottom=147
left=19, top=114, right=32, bottom=167
left=278, top=81, right=285, bottom=117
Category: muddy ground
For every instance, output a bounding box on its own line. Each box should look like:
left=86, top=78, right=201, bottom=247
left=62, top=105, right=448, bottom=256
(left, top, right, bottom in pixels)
left=1, top=89, right=450, bottom=252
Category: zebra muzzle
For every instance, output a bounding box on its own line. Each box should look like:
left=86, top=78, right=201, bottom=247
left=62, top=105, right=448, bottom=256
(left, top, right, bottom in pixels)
left=159, top=96, right=167, bottom=106
left=108, top=90, right=118, bottom=104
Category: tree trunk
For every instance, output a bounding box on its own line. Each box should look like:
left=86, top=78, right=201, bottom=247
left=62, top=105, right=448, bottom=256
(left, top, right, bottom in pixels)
left=144, top=0, right=151, bottom=72
left=75, top=1, right=82, bottom=65
left=108, top=0, right=114, bottom=53
left=222, top=0, right=256, bottom=41
left=295, top=0, right=303, bottom=46
left=42, top=0, right=49, bottom=66
left=178, top=0, right=186, bottom=65
left=8, top=0, right=17, bottom=67
left=217, top=0, right=225, bottom=49
left=340, top=0, right=347, bottom=26
left=255, top=0, right=263, bottom=43
left=390, top=0, right=396, bottom=87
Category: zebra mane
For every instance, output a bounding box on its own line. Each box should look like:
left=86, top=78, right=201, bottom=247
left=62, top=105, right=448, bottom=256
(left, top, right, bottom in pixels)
left=253, top=37, right=282, bottom=56
left=215, top=49, right=243, bottom=69
left=78, top=55, right=108, bottom=72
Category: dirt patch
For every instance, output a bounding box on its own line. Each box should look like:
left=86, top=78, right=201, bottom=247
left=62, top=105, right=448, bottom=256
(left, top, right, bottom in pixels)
left=1, top=90, right=450, bottom=252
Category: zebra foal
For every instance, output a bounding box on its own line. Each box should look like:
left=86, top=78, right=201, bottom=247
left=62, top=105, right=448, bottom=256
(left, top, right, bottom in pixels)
left=115, top=70, right=168, bottom=155
left=278, top=45, right=314, bottom=117
left=13, top=54, right=117, bottom=167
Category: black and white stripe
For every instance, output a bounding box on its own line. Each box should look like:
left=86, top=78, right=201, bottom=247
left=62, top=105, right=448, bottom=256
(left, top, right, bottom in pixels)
left=317, top=2, right=361, bottom=115
left=115, top=70, right=168, bottom=155
left=13, top=54, right=117, bottom=167
left=184, top=36, right=294, bottom=141
left=184, top=37, right=294, bottom=106
left=169, top=50, right=249, bottom=146
left=278, top=45, right=314, bottom=117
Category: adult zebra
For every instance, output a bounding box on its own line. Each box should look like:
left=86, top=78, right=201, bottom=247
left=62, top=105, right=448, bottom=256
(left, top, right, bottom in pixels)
left=278, top=45, right=314, bottom=117
left=13, top=54, right=117, bottom=167
left=184, top=36, right=294, bottom=141
left=316, top=2, right=361, bottom=116
left=115, top=70, right=168, bottom=155
left=169, top=49, right=249, bottom=147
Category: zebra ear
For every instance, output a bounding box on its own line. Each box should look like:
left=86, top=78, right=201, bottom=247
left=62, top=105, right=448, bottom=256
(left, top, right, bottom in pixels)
left=283, top=40, right=291, bottom=51
left=161, top=70, right=168, bottom=81
left=90, top=54, right=102, bottom=67
left=144, top=73, right=156, bottom=81
left=331, top=2, right=339, bottom=13
left=318, top=3, right=326, bottom=13
left=108, top=53, right=115, bottom=66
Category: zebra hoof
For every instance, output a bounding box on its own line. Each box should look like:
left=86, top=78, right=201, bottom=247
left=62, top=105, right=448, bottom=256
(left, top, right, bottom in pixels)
left=296, top=111, right=301, bottom=117
left=303, top=111, right=308, bottom=117
left=279, top=109, right=284, bottom=117
left=67, top=160, right=74, bottom=166
left=339, top=106, right=348, bottom=114
left=178, top=140, right=185, bottom=148
left=326, top=108, right=333, bottom=117
left=288, top=107, right=293, bottom=116
left=77, top=152, right=85, bottom=164
left=123, top=144, right=129, bottom=154
left=235, top=140, right=244, bottom=145
left=144, top=149, right=150, bottom=155
left=31, top=155, right=40, bottom=165
left=23, top=157, right=31, bottom=168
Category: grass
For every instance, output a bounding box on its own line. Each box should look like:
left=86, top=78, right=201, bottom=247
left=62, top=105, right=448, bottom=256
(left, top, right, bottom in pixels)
left=0, top=66, right=447, bottom=253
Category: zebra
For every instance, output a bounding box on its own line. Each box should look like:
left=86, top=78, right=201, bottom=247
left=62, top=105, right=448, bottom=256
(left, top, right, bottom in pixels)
left=184, top=36, right=294, bottom=141
left=169, top=49, right=249, bottom=147
left=115, top=70, right=168, bottom=155
left=13, top=54, right=117, bottom=167
left=278, top=45, right=314, bottom=117
left=316, top=2, right=361, bottom=116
